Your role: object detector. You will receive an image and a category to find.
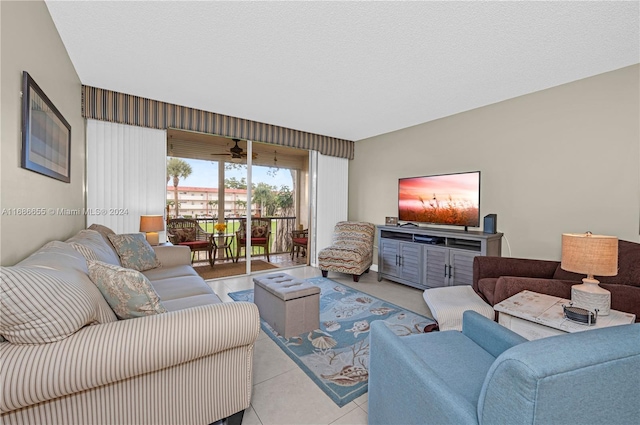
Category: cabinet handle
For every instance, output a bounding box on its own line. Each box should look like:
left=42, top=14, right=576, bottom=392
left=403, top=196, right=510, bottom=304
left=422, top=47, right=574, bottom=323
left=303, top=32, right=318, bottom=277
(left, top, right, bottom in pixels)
left=396, top=255, right=399, bottom=266
left=444, top=265, right=448, bottom=277
left=448, top=265, right=452, bottom=278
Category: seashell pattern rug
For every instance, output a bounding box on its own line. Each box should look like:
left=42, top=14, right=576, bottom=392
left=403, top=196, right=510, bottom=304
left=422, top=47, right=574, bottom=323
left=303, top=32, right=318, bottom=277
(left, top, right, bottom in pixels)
left=228, top=276, right=434, bottom=406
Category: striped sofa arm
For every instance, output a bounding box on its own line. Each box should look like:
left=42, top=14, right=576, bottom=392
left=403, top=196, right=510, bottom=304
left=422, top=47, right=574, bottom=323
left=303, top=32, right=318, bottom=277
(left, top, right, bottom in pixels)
left=1, top=302, right=260, bottom=414
left=152, top=244, right=192, bottom=267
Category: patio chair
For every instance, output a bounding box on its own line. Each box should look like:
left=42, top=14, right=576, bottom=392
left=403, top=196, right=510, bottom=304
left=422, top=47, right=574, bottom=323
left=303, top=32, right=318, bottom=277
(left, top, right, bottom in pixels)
left=166, top=218, right=212, bottom=264
left=236, top=218, right=271, bottom=262
left=290, top=228, right=308, bottom=259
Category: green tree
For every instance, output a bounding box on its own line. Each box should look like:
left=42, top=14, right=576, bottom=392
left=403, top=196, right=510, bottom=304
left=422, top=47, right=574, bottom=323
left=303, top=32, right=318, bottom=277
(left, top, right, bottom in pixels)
left=208, top=200, right=218, bottom=217
left=235, top=200, right=247, bottom=215
left=225, top=177, right=247, bottom=190
left=167, top=158, right=192, bottom=217
left=276, top=185, right=294, bottom=216
left=254, top=182, right=277, bottom=216
left=166, top=200, right=181, bottom=219
left=225, top=163, right=247, bottom=172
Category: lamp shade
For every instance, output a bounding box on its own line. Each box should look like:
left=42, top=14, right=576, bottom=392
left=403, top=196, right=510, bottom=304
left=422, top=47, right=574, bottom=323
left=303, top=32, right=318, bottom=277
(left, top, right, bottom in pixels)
left=140, top=215, right=165, bottom=232
left=561, top=233, right=618, bottom=276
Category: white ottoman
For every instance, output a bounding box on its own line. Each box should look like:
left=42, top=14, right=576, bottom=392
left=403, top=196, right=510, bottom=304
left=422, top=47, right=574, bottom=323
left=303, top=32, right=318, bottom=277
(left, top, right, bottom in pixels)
left=253, top=273, right=320, bottom=338
left=423, top=286, right=494, bottom=331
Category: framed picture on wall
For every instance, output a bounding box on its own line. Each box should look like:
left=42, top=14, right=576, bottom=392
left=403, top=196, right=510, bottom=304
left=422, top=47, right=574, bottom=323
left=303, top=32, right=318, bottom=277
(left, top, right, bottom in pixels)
left=21, top=71, right=71, bottom=183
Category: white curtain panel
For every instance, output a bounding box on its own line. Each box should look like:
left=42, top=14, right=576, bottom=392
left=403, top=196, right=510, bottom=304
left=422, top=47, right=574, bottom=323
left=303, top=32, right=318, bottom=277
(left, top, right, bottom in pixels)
left=311, top=152, right=349, bottom=266
left=86, top=120, right=166, bottom=236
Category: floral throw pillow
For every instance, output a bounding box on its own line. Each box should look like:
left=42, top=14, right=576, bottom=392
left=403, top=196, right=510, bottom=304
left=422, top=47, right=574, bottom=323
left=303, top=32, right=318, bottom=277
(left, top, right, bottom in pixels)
left=107, top=233, right=161, bottom=271
left=87, top=261, right=166, bottom=320
left=171, top=228, right=196, bottom=243
left=251, top=225, right=268, bottom=238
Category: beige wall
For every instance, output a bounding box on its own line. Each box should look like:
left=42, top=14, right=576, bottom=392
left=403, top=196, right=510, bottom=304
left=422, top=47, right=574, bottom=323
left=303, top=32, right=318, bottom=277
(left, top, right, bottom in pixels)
left=1, top=1, right=85, bottom=265
left=350, top=65, right=640, bottom=262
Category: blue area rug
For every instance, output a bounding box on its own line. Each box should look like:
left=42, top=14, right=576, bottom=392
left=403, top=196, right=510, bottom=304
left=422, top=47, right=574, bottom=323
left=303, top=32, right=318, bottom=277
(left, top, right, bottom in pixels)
left=228, top=276, right=434, bottom=407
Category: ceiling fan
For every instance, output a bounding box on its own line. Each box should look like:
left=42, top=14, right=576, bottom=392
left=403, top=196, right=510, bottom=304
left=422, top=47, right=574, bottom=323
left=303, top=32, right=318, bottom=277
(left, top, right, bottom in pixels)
left=210, top=139, right=257, bottom=160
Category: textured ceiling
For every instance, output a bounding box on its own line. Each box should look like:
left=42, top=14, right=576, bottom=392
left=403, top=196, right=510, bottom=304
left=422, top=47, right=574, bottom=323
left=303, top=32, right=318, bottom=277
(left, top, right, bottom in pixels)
left=46, top=1, right=639, bottom=141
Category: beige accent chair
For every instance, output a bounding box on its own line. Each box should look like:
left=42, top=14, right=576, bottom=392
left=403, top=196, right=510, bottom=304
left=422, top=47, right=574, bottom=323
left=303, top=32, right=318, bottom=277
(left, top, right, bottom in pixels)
left=318, top=221, right=375, bottom=282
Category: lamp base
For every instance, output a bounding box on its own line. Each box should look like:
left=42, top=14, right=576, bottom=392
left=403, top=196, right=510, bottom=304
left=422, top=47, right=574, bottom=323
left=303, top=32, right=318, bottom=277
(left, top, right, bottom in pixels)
left=145, top=232, right=159, bottom=246
left=571, top=278, right=610, bottom=316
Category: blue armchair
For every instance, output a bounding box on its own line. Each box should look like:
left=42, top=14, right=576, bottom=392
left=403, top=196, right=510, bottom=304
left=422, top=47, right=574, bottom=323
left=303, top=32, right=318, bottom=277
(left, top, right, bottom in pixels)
left=369, top=311, right=640, bottom=425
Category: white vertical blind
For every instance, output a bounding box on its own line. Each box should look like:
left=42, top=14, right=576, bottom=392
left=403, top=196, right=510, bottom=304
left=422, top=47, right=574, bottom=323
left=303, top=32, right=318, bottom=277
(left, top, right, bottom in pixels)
left=86, top=120, right=166, bottom=236
left=311, top=152, right=349, bottom=265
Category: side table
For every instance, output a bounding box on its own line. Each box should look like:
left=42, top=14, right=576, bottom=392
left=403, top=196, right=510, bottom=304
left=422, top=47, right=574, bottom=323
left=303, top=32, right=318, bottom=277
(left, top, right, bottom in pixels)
left=209, top=233, right=235, bottom=266
left=494, top=290, right=636, bottom=340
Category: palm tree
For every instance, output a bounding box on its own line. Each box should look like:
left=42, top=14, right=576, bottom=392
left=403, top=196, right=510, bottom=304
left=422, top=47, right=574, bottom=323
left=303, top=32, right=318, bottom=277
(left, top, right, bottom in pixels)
left=167, top=158, right=192, bottom=217
left=208, top=200, right=218, bottom=217
left=235, top=200, right=247, bottom=216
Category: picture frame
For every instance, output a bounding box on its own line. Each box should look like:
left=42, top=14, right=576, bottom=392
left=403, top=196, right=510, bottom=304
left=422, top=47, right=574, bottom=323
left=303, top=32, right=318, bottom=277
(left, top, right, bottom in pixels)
left=385, top=216, right=398, bottom=226
left=21, top=71, right=71, bottom=183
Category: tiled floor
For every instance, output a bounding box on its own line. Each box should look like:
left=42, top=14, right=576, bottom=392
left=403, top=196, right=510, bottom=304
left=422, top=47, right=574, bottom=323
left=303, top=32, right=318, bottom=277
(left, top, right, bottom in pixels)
left=207, top=266, right=433, bottom=425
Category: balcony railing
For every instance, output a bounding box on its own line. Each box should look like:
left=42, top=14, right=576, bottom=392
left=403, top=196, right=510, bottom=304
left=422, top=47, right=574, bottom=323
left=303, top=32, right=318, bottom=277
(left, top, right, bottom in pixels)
left=193, top=216, right=299, bottom=258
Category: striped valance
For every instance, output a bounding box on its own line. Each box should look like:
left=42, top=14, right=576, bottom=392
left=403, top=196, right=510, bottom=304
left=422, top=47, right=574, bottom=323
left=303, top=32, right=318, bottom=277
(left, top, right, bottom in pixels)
left=82, top=86, right=354, bottom=160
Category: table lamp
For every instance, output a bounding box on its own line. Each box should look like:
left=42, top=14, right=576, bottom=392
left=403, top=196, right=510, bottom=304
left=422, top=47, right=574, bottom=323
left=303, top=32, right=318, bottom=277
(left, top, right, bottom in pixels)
left=140, top=215, right=165, bottom=245
left=561, top=232, right=618, bottom=315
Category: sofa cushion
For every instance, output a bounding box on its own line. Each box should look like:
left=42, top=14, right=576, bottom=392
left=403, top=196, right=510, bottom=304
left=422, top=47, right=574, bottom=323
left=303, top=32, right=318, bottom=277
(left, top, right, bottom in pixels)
left=151, top=275, right=217, bottom=301
left=87, top=261, right=167, bottom=319
left=477, top=278, right=498, bottom=305
left=162, top=294, right=222, bottom=311
left=0, top=267, right=98, bottom=344
left=88, top=223, right=119, bottom=252
left=142, top=264, right=199, bottom=281
left=494, top=277, right=574, bottom=307
left=178, top=240, right=209, bottom=249
left=15, top=241, right=117, bottom=323
left=0, top=241, right=117, bottom=344
left=108, top=233, right=161, bottom=271
left=402, top=330, right=497, bottom=407
left=67, top=229, right=121, bottom=265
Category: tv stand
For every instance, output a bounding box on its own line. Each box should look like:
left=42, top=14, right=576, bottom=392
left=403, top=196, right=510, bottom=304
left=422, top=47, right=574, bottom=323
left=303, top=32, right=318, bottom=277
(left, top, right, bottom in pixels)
left=377, top=225, right=503, bottom=290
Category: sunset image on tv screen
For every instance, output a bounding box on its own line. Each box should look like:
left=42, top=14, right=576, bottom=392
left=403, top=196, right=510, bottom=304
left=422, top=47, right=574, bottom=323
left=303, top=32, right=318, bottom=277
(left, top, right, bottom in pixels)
left=398, top=172, right=480, bottom=226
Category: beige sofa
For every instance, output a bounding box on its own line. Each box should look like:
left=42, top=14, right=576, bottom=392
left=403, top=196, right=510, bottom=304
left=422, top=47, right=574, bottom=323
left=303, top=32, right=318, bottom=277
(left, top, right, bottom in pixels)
left=0, top=227, right=260, bottom=425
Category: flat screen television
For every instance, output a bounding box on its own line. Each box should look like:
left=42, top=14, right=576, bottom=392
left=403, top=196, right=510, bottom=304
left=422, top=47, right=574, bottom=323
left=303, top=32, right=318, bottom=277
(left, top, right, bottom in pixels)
left=398, top=171, right=480, bottom=228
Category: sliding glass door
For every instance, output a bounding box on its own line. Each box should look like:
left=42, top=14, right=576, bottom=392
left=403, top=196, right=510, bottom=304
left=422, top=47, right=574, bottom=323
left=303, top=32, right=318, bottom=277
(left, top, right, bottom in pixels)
left=166, top=129, right=310, bottom=277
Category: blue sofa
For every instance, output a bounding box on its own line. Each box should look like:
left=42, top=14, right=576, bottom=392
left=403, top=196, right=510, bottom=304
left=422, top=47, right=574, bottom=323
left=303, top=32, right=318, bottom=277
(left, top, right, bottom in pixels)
left=369, top=311, right=640, bottom=425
